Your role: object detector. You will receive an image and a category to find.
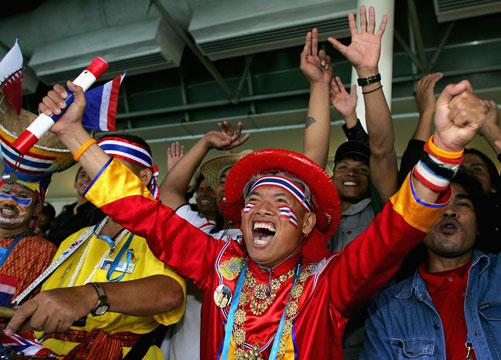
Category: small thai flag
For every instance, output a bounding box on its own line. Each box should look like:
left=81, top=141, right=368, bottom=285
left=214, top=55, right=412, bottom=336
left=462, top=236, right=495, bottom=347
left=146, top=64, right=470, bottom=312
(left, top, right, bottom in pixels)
left=0, top=333, right=57, bottom=356
left=279, top=206, right=298, bottom=228
left=82, top=73, right=125, bottom=132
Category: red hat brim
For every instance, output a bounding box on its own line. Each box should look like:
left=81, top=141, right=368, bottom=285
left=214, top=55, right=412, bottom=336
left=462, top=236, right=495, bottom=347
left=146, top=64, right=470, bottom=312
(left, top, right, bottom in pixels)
left=221, top=149, right=340, bottom=239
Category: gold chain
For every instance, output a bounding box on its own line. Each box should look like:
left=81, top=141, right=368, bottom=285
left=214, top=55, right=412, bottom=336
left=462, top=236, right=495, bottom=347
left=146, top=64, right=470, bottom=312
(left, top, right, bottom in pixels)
left=232, top=263, right=314, bottom=359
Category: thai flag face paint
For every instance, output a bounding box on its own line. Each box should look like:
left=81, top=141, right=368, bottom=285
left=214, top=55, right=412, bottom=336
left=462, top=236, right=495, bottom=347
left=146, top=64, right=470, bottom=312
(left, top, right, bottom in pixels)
left=242, top=203, right=255, bottom=216
left=279, top=206, right=298, bottom=228
left=248, top=175, right=311, bottom=213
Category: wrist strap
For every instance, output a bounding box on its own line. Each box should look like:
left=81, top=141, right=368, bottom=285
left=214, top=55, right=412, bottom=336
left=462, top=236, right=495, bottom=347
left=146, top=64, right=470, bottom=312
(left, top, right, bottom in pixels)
left=412, top=135, right=463, bottom=192
left=362, top=85, right=383, bottom=95
left=74, top=138, right=97, bottom=161
left=357, top=73, right=381, bottom=86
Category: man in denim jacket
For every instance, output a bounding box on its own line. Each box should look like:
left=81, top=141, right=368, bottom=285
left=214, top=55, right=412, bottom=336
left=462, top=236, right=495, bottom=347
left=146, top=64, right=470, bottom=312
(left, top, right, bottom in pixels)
left=361, top=172, right=500, bottom=359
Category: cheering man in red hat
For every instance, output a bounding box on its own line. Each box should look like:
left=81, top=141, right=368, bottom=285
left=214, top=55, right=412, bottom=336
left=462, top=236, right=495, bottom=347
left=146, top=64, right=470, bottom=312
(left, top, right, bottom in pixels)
left=7, top=19, right=488, bottom=360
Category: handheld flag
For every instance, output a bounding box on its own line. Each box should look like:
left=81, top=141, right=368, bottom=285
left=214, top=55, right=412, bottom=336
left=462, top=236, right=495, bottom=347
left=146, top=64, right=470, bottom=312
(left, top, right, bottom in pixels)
left=82, top=73, right=125, bottom=131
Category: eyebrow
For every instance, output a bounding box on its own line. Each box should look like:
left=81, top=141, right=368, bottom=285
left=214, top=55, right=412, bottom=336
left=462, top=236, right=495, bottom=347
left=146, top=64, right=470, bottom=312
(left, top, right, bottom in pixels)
left=455, top=194, right=473, bottom=202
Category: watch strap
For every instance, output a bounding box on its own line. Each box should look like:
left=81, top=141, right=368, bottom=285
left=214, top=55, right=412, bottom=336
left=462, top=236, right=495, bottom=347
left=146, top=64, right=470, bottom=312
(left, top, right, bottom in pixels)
left=357, top=73, right=381, bottom=86
left=89, top=282, right=109, bottom=316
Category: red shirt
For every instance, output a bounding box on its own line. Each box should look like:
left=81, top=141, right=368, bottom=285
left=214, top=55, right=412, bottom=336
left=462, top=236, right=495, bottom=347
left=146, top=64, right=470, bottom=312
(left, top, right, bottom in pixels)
left=420, top=260, right=476, bottom=360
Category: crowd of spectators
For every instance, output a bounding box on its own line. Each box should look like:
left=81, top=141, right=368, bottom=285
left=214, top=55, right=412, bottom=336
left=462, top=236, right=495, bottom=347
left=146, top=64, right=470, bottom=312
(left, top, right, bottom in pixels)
left=0, top=5, right=499, bottom=360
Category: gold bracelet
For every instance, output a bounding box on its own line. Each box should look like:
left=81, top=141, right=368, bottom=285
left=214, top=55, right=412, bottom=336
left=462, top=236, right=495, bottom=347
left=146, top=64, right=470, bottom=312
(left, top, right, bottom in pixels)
left=73, top=139, right=97, bottom=161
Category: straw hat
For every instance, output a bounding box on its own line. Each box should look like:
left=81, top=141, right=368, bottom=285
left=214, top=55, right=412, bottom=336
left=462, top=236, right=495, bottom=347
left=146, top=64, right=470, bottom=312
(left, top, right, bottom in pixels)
left=200, top=149, right=253, bottom=190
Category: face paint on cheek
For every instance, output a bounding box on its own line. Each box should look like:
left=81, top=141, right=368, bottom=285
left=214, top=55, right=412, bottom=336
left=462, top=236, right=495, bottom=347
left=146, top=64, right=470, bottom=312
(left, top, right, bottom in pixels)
left=278, top=206, right=298, bottom=228
left=242, top=203, right=255, bottom=216
left=0, top=193, right=33, bottom=215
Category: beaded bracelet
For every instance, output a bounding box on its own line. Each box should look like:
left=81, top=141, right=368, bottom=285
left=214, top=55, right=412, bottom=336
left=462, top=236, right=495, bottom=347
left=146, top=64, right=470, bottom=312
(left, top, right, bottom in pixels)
left=73, top=139, right=97, bottom=161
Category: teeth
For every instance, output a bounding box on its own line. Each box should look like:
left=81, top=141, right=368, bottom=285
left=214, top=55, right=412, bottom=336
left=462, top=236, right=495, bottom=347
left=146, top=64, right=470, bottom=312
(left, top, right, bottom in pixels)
left=200, top=200, right=210, bottom=205
left=444, top=224, right=455, bottom=228
left=254, top=238, right=268, bottom=245
left=253, top=222, right=276, bottom=232
left=343, top=181, right=357, bottom=186
left=1, top=208, right=16, bottom=215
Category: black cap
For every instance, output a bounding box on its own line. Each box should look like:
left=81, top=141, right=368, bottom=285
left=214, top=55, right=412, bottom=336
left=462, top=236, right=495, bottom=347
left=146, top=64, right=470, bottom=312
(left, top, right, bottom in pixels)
left=334, top=141, right=371, bottom=167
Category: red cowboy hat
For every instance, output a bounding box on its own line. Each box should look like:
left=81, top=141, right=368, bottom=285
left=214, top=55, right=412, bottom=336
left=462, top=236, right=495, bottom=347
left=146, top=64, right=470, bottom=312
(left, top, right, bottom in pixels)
left=221, top=149, right=341, bottom=240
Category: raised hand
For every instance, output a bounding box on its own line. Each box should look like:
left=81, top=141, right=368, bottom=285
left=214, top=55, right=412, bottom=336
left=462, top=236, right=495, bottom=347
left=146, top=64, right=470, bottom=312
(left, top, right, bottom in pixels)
left=203, top=121, right=250, bottom=151
left=328, top=6, right=387, bottom=77
left=167, top=142, right=184, bottom=172
left=330, top=76, right=357, bottom=118
left=416, top=73, right=443, bottom=115
left=40, top=82, right=87, bottom=136
left=434, top=81, right=487, bottom=152
left=300, top=28, right=333, bottom=86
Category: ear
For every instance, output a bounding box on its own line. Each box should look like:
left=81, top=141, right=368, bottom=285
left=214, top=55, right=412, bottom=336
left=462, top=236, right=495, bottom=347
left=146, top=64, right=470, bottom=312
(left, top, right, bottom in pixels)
left=301, top=212, right=316, bottom=235
left=33, top=201, right=43, bottom=217
left=138, top=168, right=153, bottom=186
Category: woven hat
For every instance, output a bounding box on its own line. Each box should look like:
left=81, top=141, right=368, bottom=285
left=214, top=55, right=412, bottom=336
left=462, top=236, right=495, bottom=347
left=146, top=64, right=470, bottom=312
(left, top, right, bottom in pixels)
left=200, top=150, right=253, bottom=190
left=0, top=96, right=74, bottom=202
left=221, top=149, right=341, bottom=239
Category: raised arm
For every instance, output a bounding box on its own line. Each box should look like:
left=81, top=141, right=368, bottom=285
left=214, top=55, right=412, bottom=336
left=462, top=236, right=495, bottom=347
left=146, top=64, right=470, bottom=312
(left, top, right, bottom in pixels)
left=479, top=100, right=501, bottom=157
left=330, top=76, right=369, bottom=146
left=329, top=80, right=486, bottom=314
left=159, top=123, right=249, bottom=209
left=414, top=73, right=443, bottom=141
left=302, top=28, right=334, bottom=168
left=328, top=6, right=397, bottom=203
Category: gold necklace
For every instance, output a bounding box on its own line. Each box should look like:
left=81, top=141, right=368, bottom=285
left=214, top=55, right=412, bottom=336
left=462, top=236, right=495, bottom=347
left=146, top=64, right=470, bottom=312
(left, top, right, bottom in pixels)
left=232, top=263, right=314, bottom=359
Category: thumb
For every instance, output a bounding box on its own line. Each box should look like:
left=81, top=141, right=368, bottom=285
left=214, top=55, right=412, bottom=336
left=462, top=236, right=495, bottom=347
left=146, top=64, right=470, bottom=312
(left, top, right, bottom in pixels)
left=436, top=82, right=467, bottom=108
left=66, top=81, right=85, bottom=105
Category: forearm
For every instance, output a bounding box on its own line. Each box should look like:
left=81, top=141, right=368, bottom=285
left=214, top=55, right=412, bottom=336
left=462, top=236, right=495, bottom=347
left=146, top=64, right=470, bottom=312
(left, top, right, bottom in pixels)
left=160, top=138, right=211, bottom=208
left=412, top=110, right=434, bottom=141
left=58, top=124, right=111, bottom=179
left=358, top=68, right=398, bottom=201
left=304, top=82, right=331, bottom=168
left=101, top=275, right=184, bottom=316
left=481, top=122, right=501, bottom=156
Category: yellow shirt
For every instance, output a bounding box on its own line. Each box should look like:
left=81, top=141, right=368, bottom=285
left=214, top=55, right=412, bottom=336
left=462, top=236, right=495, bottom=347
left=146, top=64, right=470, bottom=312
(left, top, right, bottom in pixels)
left=40, top=226, right=186, bottom=359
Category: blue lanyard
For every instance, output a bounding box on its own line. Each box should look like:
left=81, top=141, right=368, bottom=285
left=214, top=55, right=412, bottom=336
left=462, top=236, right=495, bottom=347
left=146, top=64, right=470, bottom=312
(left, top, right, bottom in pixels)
left=0, top=233, right=24, bottom=268
left=221, top=261, right=248, bottom=360
left=94, top=228, right=134, bottom=282
left=221, top=261, right=302, bottom=360
left=106, top=233, right=134, bottom=282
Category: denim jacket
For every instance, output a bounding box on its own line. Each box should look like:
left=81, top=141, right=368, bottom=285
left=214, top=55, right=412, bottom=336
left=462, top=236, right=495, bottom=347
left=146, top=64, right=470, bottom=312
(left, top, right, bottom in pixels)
left=360, top=250, right=501, bottom=359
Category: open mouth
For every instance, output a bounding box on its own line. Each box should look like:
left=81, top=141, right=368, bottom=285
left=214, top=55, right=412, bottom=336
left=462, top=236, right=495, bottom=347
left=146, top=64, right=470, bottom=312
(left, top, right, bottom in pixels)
left=200, top=200, right=211, bottom=205
left=438, top=220, right=459, bottom=234
left=0, top=206, right=18, bottom=217
left=252, top=221, right=276, bottom=246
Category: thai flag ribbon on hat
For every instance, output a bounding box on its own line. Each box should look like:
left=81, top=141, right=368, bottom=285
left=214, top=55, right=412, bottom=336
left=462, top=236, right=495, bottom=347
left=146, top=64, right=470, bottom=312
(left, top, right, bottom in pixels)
left=0, top=37, right=23, bottom=115
left=82, top=73, right=126, bottom=132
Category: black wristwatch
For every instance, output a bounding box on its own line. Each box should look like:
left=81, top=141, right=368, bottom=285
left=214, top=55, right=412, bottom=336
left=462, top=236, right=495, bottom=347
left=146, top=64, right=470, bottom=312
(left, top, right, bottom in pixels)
left=357, top=73, right=381, bottom=86
left=89, top=282, right=110, bottom=316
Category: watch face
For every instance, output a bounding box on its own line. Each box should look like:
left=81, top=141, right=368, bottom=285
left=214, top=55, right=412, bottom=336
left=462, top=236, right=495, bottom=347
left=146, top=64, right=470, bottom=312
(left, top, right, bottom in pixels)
left=94, top=304, right=110, bottom=316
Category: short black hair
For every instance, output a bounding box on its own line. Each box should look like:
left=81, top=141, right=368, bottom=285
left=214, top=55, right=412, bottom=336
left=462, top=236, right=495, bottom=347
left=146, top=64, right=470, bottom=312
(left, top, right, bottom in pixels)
left=74, top=167, right=84, bottom=182
left=464, top=148, right=501, bottom=194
